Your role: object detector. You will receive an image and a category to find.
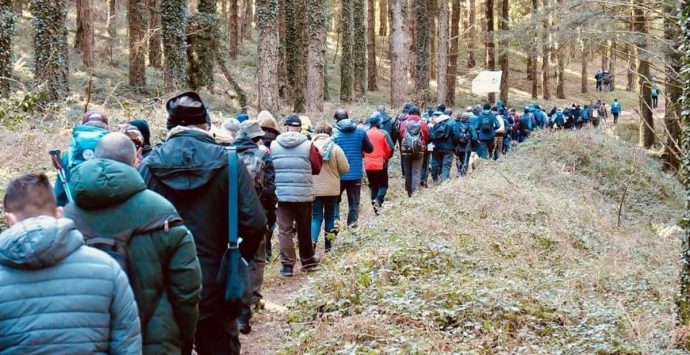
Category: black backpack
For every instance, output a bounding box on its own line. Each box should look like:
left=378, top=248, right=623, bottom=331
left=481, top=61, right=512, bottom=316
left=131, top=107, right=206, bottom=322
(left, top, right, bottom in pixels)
left=430, top=119, right=451, bottom=142
left=401, top=120, right=424, bottom=156
left=453, top=121, right=472, bottom=145
left=479, top=114, right=494, bottom=133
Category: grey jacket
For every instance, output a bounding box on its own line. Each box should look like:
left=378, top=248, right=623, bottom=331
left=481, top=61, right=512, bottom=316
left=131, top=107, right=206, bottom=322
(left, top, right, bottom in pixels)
left=271, top=132, right=314, bottom=202
left=0, top=216, right=142, bottom=354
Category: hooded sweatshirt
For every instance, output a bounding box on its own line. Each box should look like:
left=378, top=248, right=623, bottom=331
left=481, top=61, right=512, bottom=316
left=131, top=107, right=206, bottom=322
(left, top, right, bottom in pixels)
left=333, top=119, right=374, bottom=181
left=0, top=216, right=141, bottom=354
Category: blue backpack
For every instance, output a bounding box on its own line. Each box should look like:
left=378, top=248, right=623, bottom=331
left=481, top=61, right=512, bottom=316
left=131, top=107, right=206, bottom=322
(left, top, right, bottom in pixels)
left=68, top=125, right=109, bottom=170
left=520, top=113, right=534, bottom=131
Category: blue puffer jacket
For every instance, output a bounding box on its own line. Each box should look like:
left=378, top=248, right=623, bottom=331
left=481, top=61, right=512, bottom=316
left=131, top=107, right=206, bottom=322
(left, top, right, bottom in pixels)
left=333, top=119, right=374, bottom=181
left=0, top=216, right=142, bottom=354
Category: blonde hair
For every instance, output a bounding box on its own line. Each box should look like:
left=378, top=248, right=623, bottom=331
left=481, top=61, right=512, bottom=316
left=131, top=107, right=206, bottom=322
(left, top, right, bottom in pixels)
left=314, top=121, right=332, bottom=136
left=257, top=110, right=278, bottom=130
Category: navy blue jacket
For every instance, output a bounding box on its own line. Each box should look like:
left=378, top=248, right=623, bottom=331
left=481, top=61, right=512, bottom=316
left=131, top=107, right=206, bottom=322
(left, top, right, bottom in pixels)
left=430, top=117, right=455, bottom=151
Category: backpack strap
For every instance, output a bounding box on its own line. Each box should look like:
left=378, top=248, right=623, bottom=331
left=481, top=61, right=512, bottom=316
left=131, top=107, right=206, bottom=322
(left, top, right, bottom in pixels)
left=226, top=147, right=239, bottom=247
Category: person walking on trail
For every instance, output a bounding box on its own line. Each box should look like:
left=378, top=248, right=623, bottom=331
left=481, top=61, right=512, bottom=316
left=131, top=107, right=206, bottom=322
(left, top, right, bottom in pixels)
left=129, top=119, right=154, bottom=158
left=64, top=133, right=202, bottom=354
left=651, top=86, right=660, bottom=109
left=257, top=110, right=281, bottom=260
left=0, top=173, right=142, bottom=354
left=611, top=99, right=622, bottom=124
left=377, top=104, right=396, bottom=143
left=231, top=120, right=277, bottom=334
left=595, top=69, right=603, bottom=92
left=492, top=109, right=507, bottom=160
left=393, top=103, right=412, bottom=176
left=364, top=113, right=394, bottom=214
left=271, top=115, right=323, bottom=277
left=420, top=111, right=439, bottom=188
left=138, top=92, right=267, bottom=355
left=399, top=106, right=429, bottom=197
left=212, top=117, right=241, bottom=145
left=519, top=107, right=535, bottom=142
left=54, top=111, right=110, bottom=207
left=553, top=108, right=566, bottom=130
left=452, top=112, right=475, bottom=177
left=311, top=122, right=350, bottom=252
left=429, top=112, right=455, bottom=183
left=475, top=104, right=500, bottom=159
left=332, top=108, right=374, bottom=229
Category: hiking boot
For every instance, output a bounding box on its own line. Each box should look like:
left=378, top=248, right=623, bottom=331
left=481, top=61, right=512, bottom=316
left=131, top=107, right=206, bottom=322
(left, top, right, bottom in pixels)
left=253, top=300, right=265, bottom=311
left=237, top=321, right=252, bottom=335
left=372, top=200, right=381, bottom=216
left=280, top=265, right=294, bottom=277
left=302, top=263, right=320, bottom=273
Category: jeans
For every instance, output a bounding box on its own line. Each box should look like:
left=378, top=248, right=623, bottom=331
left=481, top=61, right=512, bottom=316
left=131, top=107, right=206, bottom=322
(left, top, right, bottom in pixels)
left=277, top=202, right=317, bottom=268
left=311, top=196, right=338, bottom=250
left=340, top=179, right=362, bottom=227
left=430, top=150, right=453, bottom=183
left=182, top=314, right=241, bottom=355
left=420, top=150, right=430, bottom=186
left=455, top=151, right=470, bottom=176
left=652, top=96, right=658, bottom=108
left=613, top=112, right=619, bottom=124
left=366, top=169, right=389, bottom=205
left=478, top=139, right=495, bottom=159
left=402, top=154, right=423, bottom=196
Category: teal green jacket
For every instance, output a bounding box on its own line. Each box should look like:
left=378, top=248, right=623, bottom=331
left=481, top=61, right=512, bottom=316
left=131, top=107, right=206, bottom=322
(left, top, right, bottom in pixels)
left=65, top=158, right=202, bottom=355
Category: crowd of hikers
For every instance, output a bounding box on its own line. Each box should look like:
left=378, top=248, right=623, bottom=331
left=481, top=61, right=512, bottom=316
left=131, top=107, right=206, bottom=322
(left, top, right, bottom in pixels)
left=0, top=91, right=624, bottom=354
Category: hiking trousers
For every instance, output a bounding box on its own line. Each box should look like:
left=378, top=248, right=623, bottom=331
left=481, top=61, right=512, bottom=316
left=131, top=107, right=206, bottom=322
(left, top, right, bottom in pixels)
left=430, top=150, right=453, bottom=183
left=478, top=139, right=495, bottom=159
left=402, top=154, right=423, bottom=196
left=339, top=179, right=362, bottom=227
left=182, top=314, right=241, bottom=355
left=420, top=150, right=430, bottom=186
left=366, top=169, right=389, bottom=205
left=455, top=151, right=470, bottom=177
left=277, top=202, right=318, bottom=268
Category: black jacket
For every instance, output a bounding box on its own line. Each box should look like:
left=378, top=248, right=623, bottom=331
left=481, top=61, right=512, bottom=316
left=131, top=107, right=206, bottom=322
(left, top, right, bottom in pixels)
left=138, top=129, right=267, bottom=320
left=232, top=134, right=277, bottom=226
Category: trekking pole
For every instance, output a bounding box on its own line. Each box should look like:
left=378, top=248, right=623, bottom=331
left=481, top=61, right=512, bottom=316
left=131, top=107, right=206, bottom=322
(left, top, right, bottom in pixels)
left=49, top=149, right=74, bottom=203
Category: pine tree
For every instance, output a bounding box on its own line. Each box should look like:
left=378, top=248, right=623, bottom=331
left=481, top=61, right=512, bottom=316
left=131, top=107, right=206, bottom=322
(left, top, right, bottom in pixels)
left=0, top=0, right=15, bottom=98
left=285, top=0, right=307, bottom=112
left=580, top=37, right=587, bottom=94
left=445, top=0, right=460, bottom=106
left=530, top=0, right=538, bottom=99
left=554, top=0, right=564, bottom=99
left=106, top=0, right=116, bottom=63
left=390, top=0, right=408, bottom=108
left=128, top=0, right=147, bottom=88
left=148, top=0, right=162, bottom=68
left=541, top=0, right=550, bottom=99
left=498, top=0, right=509, bottom=104
left=353, top=0, right=366, bottom=100
left=379, top=0, right=387, bottom=36
left=161, top=0, right=189, bottom=92
left=663, top=0, right=681, bottom=171
left=340, top=0, right=353, bottom=103
left=467, top=0, right=476, bottom=68
left=635, top=1, right=653, bottom=148
left=367, top=0, right=377, bottom=91
left=30, top=0, right=69, bottom=101
left=187, top=0, right=217, bottom=91
left=485, top=0, right=495, bottom=103
left=306, top=0, right=326, bottom=114
left=228, top=0, right=239, bottom=58
left=257, top=0, right=280, bottom=113
left=414, top=0, right=430, bottom=106
left=77, top=0, right=94, bottom=68
left=678, top=0, right=690, bottom=326
left=437, top=0, right=448, bottom=104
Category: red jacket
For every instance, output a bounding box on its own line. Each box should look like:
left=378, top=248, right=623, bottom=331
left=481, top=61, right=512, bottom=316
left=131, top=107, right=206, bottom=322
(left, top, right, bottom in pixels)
left=364, top=127, right=393, bottom=171
left=399, top=114, right=429, bottom=147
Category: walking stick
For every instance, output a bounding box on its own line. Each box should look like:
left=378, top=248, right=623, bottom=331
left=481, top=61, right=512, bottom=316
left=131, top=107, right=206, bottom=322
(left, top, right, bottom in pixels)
left=49, top=149, right=74, bottom=203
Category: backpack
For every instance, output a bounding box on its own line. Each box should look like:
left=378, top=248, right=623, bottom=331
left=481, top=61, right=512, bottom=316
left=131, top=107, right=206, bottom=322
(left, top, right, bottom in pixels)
left=238, top=148, right=267, bottom=195
left=430, top=119, right=451, bottom=142
left=393, top=113, right=408, bottom=140
left=453, top=121, right=472, bottom=145
left=479, top=114, right=494, bottom=134
left=68, top=125, right=109, bottom=170
left=554, top=112, right=565, bottom=126
left=520, top=114, right=533, bottom=131
left=651, top=88, right=658, bottom=96
left=401, top=120, right=424, bottom=156
left=591, top=109, right=598, bottom=118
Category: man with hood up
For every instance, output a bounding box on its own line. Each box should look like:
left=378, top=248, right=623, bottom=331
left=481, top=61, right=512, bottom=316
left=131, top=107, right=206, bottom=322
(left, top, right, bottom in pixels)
left=271, top=115, right=323, bottom=277
left=138, top=92, right=267, bottom=355
left=332, top=108, right=374, bottom=228
left=0, top=173, right=141, bottom=354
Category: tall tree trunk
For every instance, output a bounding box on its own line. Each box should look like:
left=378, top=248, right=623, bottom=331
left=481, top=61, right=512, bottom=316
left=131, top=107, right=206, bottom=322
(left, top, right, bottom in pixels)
left=390, top=0, right=408, bottom=108
left=407, top=0, right=416, bottom=79
left=12, top=0, right=22, bottom=13
left=446, top=0, right=460, bottom=106
left=187, top=0, right=217, bottom=91
left=467, top=0, right=476, bottom=67
left=353, top=0, right=366, bottom=100
left=107, top=0, right=116, bottom=63
left=148, top=0, right=162, bottom=68
left=556, top=45, right=565, bottom=98
left=379, top=0, right=387, bottom=36
left=228, top=0, right=239, bottom=58
left=530, top=0, right=538, bottom=99
left=485, top=0, right=495, bottom=103
left=601, top=40, right=608, bottom=73
left=677, top=0, right=690, bottom=326
left=306, top=0, right=326, bottom=115
left=30, top=0, right=69, bottom=101
left=242, top=0, right=253, bottom=42
left=75, top=0, right=83, bottom=50
left=128, top=0, right=147, bottom=87
left=580, top=38, right=587, bottom=93
left=663, top=0, right=681, bottom=171
left=0, top=0, right=14, bottom=97
left=367, top=0, right=378, bottom=91
left=428, top=0, right=436, bottom=81
left=609, top=40, right=616, bottom=91
left=257, top=0, right=280, bottom=113
left=414, top=0, right=430, bottom=106
left=627, top=44, right=636, bottom=91
left=285, top=0, right=306, bottom=111
left=635, top=2, right=653, bottom=148
left=498, top=0, right=508, bottom=104
left=278, top=0, right=287, bottom=98
left=78, top=0, right=94, bottom=68
left=340, top=0, right=353, bottom=102
left=437, top=0, right=448, bottom=104
left=541, top=0, right=550, bottom=99
left=161, top=0, right=189, bottom=92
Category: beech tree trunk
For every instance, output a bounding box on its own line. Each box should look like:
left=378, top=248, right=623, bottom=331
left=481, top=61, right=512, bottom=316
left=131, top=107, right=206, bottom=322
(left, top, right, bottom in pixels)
left=0, top=0, right=14, bottom=97
left=367, top=0, right=378, bottom=91
left=257, top=0, right=280, bottom=113
left=414, top=0, right=430, bottom=106
left=128, top=0, right=147, bottom=87
left=306, top=0, right=326, bottom=115
left=353, top=0, right=366, bottom=100
left=437, top=0, right=448, bottom=104
left=390, top=0, right=408, bottom=108
left=340, top=0, right=353, bottom=102
left=467, top=0, right=476, bottom=67
left=148, top=0, right=162, bottom=68
left=379, top=0, right=387, bottom=36
left=635, top=1, right=653, bottom=148
left=228, top=0, right=239, bottom=58
left=446, top=0, right=460, bottom=106
left=498, top=0, right=508, bottom=104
